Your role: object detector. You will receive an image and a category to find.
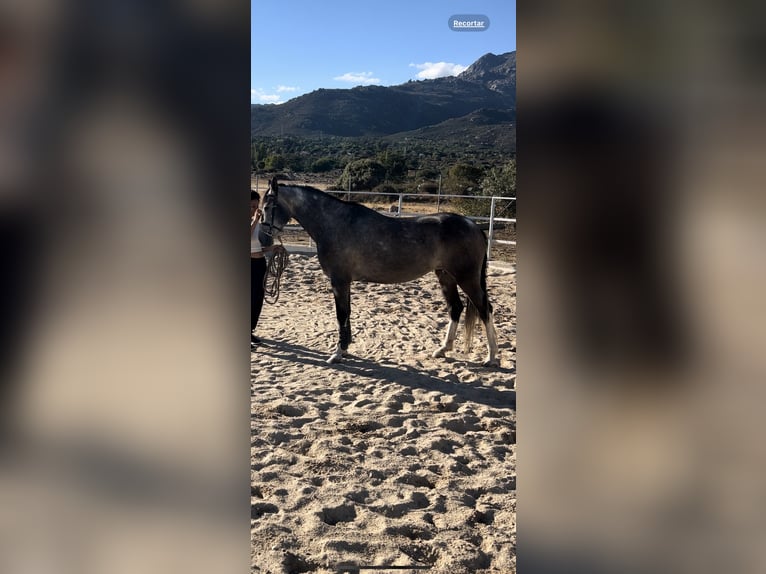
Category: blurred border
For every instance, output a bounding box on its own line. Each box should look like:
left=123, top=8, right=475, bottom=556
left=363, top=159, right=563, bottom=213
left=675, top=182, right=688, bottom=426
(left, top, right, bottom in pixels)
left=0, top=1, right=250, bottom=573
left=519, top=1, right=766, bottom=573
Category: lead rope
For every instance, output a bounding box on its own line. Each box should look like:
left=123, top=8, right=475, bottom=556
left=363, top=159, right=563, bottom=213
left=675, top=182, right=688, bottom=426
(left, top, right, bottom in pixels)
left=263, top=238, right=288, bottom=304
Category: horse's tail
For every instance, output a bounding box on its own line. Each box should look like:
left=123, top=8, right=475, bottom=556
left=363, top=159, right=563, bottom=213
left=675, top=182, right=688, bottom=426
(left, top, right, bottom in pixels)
left=464, top=251, right=490, bottom=352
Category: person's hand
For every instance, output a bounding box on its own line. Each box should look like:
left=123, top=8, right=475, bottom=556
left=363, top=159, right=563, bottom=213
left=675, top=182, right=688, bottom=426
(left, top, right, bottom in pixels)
left=272, top=244, right=286, bottom=254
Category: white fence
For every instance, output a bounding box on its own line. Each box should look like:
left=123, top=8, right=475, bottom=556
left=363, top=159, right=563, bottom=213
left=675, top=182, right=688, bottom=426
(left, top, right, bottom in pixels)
left=484, top=195, right=516, bottom=261
left=281, top=190, right=516, bottom=262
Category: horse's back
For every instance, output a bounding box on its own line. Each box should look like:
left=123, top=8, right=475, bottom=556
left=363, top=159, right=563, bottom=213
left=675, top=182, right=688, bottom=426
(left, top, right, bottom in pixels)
left=415, top=212, right=487, bottom=250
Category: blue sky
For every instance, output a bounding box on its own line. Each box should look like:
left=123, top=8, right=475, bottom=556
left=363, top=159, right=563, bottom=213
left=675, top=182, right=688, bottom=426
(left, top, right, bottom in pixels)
left=251, top=0, right=515, bottom=104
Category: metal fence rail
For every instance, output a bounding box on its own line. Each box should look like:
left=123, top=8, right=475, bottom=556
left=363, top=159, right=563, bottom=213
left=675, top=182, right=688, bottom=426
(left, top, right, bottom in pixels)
left=484, top=195, right=516, bottom=261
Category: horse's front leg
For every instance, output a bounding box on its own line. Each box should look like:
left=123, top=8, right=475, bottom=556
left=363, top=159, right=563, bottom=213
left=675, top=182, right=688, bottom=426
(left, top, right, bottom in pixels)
left=328, top=279, right=352, bottom=364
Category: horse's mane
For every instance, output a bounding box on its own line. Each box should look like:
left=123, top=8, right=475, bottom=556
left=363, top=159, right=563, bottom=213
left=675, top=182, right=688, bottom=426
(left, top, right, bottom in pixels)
left=281, top=184, right=371, bottom=209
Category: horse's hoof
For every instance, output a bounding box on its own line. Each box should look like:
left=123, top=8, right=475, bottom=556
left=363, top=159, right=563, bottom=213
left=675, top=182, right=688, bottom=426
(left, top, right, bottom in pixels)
left=327, top=354, right=343, bottom=364
left=483, top=358, right=500, bottom=368
left=432, top=348, right=446, bottom=358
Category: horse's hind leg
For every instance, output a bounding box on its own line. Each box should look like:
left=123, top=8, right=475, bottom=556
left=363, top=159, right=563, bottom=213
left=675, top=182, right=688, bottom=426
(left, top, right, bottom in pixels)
left=433, top=270, right=464, bottom=358
left=328, top=278, right=351, bottom=364
left=461, top=280, right=500, bottom=367
left=482, top=309, right=500, bottom=367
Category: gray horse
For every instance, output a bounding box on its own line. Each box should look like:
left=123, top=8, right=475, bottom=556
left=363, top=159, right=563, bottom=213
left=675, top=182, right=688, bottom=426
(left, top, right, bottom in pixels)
left=259, top=178, right=499, bottom=366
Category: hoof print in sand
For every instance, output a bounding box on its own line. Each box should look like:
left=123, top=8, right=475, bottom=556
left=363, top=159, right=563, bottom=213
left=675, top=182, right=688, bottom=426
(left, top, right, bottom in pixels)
left=281, top=551, right=316, bottom=573
left=276, top=403, right=305, bottom=417
left=372, top=492, right=431, bottom=519
left=395, top=472, right=436, bottom=489
left=320, top=503, right=357, bottom=525
left=251, top=502, right=278, bottom=520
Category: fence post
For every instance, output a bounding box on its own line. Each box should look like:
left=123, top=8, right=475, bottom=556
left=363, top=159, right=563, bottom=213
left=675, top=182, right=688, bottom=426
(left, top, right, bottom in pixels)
left=486, top=196, right=497, bottom=261
left=397, top=193, right=404, bottom=217
left=437, top=174, right=442, bottom=212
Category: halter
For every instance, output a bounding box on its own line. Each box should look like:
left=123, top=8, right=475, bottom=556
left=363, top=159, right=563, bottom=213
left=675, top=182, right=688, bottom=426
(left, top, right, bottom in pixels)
left=260, top=178, right=289, bottom=305
left=260, top=178, right=284, bottom=237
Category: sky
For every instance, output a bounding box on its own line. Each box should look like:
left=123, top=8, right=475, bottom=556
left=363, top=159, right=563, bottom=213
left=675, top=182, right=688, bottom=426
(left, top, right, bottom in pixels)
left=251, top=0, right=516, bottom=104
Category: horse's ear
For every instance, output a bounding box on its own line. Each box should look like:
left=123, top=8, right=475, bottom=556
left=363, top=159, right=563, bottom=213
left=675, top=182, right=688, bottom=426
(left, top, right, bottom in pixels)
left=269, top=177, right=279, bottom=193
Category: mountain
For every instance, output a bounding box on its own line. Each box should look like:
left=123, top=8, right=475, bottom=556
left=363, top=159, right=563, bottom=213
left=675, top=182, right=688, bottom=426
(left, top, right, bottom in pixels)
left=250, top=51, right=515, bottom=139
left=458, top=52, right=516, bottom=96
left=383, top=108, right=516, bottom=152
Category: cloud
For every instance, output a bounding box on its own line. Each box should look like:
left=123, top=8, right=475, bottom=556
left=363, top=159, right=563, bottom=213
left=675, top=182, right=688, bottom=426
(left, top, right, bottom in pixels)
left=409, top=61, right=467, bottom=80
left=251, top=88, right=282, bottom=104
left=333, top=72, right=381, bottom=85
left=276, top=85, right=298, bottom=93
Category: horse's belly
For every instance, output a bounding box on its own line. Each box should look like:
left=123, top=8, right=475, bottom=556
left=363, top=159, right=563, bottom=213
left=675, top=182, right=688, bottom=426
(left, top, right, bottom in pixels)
left=355, top=264, right=432, bottom=284
left=331, top=244, right=437, bottom=283
left=357, top=272, right=425, bottom=284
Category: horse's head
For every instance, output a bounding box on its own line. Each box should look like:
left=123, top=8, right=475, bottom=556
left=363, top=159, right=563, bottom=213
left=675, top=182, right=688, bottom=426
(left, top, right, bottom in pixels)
left=259, top=177, right=290, bottom=246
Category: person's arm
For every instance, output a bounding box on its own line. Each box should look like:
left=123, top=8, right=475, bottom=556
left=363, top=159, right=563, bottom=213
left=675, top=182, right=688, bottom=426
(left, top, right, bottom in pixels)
left=250, top=207, right=261, bottom=235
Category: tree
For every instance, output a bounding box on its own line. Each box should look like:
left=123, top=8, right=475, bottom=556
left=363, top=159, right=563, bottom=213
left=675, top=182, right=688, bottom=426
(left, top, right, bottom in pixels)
left=264, top=154, right=285, bottom=171
left=336, top=158, right=387, bottom=191
left=311, top=157, right=337, bottom=173
left=251, top=142, right=267, bottom=172
left=479, top=159, right=516, bottom=217
left=444, top=163, right=483, bottom=194
left=376, top=151, right=407, bottom=181
left=451, top=159, right=515, bottom=217
left=481, top=159, right=516, bottom=197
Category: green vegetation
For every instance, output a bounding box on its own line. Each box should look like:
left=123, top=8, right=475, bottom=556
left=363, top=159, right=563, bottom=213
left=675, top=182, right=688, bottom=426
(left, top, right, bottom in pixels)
left=250, top=135, right=510, bottom=178
left=452, top=159, right=516, bottom=218
left=481, top=159, right=516, bottom=198
left=251, top=136, right=516, bottom=217
left=310, top=157, right=339, bottom=173
left=444, top=163, right=484, bottom=194
left=336, top=158, right=387, bottom=191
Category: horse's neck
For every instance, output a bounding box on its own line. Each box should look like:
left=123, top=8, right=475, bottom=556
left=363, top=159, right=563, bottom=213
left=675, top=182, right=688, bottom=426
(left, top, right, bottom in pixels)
left=282, top=187, right=334, bottom=240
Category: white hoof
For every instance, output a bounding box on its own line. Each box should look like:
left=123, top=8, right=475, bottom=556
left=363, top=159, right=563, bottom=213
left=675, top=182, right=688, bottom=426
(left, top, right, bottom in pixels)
left=327, top=343, right=349, bottom=364
left=327, top=343, right=348, bottom=364
left=432, top=347, right=447, bottom=358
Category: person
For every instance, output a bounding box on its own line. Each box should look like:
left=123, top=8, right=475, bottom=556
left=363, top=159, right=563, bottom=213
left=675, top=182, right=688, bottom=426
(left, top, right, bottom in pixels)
left=251, top=190, right=285, bottom=345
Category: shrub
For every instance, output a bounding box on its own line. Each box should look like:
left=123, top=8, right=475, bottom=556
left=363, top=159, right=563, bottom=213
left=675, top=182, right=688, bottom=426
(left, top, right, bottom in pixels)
left=451, top=159, right=515, bottom=218
left=418, top=182, right=439, bottom=195
left=264, top=154, right=285, bottom=171
left=371, top=183, right=400, bottom=203
left=311, top=157, right=337, bottom=173
left=444, top=162, right=484, bottom=195
left=336, top=158, right=387, bottom=191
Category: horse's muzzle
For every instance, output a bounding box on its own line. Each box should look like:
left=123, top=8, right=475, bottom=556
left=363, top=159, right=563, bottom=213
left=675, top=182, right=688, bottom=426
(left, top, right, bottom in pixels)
left=260, top=222, right=283, bottom=237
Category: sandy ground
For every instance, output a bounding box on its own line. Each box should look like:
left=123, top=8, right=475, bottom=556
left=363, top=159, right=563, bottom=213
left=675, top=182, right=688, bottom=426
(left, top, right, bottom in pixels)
left=251, top=254, right=516, bottom=573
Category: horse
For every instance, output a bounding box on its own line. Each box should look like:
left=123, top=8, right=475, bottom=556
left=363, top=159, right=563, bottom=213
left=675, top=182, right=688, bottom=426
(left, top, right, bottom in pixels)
left=259, top=178, right=499, bottom=366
